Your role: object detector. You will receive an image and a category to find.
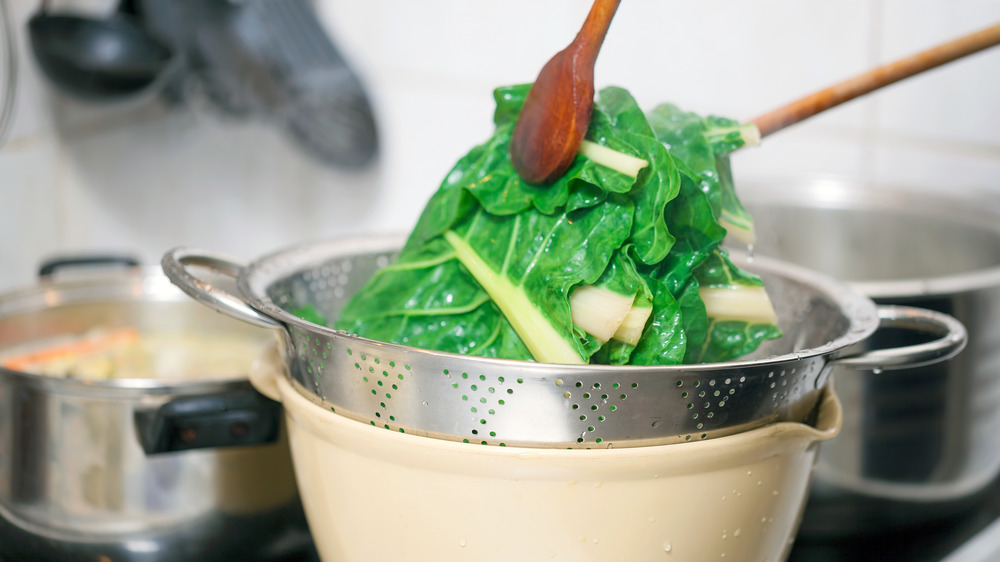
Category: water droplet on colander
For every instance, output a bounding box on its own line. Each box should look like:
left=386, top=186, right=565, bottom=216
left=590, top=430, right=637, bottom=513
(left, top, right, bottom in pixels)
left=662, top=541, right=672, bottom=553
left=872, top=367, right=884, bottom=375
left=651, top=420, right=662, bottom=429
left=590, top=537, right=600, bottom=544
left=458, top=538, right=467, bottom=548
left=733, top=529, right=741, bottom=537
left=421, top=400, right=429, bottom=407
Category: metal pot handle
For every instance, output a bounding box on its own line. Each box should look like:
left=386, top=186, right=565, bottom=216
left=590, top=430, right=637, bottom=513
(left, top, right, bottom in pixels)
left=829, top=305, right=967, bottom=370
left=161, top=246, right=282, bottom=330
left=38, top=254, right=141, bottom=278
left=134, top=386, right=283, bottom=454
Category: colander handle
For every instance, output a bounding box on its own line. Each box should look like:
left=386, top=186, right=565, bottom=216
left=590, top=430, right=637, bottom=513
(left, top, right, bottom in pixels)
left=829, top=305, right=967, bottom=370
left=161, top=247, right=283, bottom=330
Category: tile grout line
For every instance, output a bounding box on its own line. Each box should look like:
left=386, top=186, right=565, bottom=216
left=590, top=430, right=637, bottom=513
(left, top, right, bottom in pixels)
left=53, top=136, right=69, bottom=252
left=859, top=0, right=886, bottom=186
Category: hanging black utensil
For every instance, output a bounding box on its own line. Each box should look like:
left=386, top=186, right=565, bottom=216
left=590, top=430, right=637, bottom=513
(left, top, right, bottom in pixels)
left=27, top=0, right=178, bottom=101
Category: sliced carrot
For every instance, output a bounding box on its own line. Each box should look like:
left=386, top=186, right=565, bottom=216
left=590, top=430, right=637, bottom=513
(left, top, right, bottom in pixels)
left=1, top=328, right=140, bottom=372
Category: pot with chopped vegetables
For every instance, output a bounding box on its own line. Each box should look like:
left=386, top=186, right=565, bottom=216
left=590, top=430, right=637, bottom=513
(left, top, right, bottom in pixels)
left=0, top=258, right=312, bottom=561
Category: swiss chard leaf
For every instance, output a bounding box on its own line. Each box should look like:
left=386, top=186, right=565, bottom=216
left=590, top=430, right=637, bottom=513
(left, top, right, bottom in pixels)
left=690, top=319, right=783, bottom=364
left=337, top=84, right=780, bottom=367
left=446, top=85, right=639, bottom=219
left=444, top=192, right=634, bottom=363
left=591, top=88, right=680, bottom=265
left=336, top=238, right=533, bottom=359
left=646, top=104, right=756, bottom=236
left=628, top=274, right=687, bottom=365
left=292, top=304, right=327, bottom=326
left=695, top=247, right=765, bottom=288
left=593, top=339, right=636, bottom=365
left=642, top=165, right=725, bottom=295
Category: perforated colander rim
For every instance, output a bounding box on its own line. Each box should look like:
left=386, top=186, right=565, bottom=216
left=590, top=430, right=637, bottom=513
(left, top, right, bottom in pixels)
left=235, top=234, right=879, bottom=373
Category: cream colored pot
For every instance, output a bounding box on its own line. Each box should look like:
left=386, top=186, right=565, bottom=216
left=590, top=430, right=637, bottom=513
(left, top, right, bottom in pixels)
left=251, top=348, right=842, bottom=562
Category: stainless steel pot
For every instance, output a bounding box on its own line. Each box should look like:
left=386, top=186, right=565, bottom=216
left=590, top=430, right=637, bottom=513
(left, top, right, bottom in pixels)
left=738, top=178, right=1000, bottom=534
left=0, top=258, right=312, bottom=560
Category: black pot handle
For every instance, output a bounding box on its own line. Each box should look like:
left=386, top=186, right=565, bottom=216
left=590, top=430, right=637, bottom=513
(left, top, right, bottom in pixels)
left=134, top=386, right=283, bottom=455
left=38, top=255, right=141, bottom=279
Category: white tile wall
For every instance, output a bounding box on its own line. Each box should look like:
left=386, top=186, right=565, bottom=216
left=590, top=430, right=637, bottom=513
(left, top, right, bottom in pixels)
left=1, top=0, right=999, bottom=292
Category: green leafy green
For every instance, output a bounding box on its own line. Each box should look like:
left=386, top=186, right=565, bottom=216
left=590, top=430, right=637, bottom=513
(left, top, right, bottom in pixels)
left=647, top=104, right=758, bottom=241
left=292, top=304, right=327, bottom=326
left=441, top=191, right=633, bottom=363
left=334, top=85, right=781, bottom=365
left=628, top=273, right=687, bottom=365
left=334, top=238, right=532, bottom=359
left=685, top=249, right=782, bottom=363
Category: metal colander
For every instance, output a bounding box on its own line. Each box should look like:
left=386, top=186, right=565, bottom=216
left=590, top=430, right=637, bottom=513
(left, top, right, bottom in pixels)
left=162, top=235, right=965, bottom=449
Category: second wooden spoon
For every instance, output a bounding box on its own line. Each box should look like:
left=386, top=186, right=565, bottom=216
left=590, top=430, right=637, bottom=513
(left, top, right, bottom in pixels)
left=752, top=22, right=1000, bottom=137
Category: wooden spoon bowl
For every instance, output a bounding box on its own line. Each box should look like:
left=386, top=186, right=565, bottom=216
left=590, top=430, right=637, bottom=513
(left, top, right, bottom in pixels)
left=510, top=0, right=621, bottom=185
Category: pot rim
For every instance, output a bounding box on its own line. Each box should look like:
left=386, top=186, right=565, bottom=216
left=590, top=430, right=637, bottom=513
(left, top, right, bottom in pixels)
left=0, top=266, right=263, bottom=395
left=740, top=177, right=1000, bottom=298
left=0, top=365, right=254, bottom=397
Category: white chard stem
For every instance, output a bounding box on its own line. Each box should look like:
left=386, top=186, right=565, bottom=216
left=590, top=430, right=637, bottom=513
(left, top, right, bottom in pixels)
left=444, top=231, right=586, bottom=364
left=579, top=140, right=649, bottom=178
left=569, top=285, right=634, bottom=344
left=699, top=286, right=778, bottom=325
left=613, top=304, right=653, bottom=346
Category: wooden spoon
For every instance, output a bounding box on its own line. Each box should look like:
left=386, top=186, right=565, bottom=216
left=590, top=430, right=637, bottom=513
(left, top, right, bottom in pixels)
left=751, top=23, right=1000, bottom=137
left=510, top=0, right=621, bottom=185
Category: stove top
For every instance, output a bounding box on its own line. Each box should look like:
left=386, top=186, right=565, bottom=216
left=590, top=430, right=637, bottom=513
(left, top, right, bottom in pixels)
left=6, top=478, right=1000, bottom=561
left=788, top=475, right=1000, bottom=561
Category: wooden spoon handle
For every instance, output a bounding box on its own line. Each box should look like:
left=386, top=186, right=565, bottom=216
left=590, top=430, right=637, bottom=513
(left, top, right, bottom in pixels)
left=574, top=0, right=622, bottom=63
left=750, top=23, right=1000, bottom=137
